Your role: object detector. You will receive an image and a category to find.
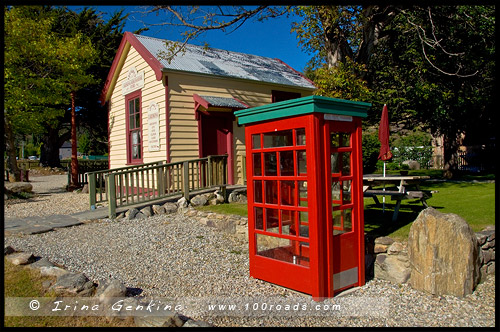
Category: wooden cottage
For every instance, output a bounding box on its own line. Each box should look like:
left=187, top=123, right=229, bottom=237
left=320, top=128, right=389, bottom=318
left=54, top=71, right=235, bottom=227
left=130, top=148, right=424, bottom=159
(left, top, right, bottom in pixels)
left=101, top=32, right=315, bottom=185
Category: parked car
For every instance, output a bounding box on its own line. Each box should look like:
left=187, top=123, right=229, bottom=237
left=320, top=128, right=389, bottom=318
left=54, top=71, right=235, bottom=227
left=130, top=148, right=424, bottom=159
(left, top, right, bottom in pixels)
left=28, top=156, right=38, bottom=160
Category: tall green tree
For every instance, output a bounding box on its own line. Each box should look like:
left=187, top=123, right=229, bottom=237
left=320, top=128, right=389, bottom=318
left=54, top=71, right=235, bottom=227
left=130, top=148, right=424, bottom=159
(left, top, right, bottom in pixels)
left=367, top=6, right=495, bottom=174
left=4, top=6, right=70, bottom=180
left=142, top=5, right=494, bottom=174
left=37, top=7, right=129, bottom=168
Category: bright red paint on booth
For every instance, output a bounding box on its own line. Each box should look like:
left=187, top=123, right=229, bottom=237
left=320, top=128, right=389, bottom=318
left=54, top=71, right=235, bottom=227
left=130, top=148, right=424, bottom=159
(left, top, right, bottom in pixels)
left=239, top=96, right=369, bottom=299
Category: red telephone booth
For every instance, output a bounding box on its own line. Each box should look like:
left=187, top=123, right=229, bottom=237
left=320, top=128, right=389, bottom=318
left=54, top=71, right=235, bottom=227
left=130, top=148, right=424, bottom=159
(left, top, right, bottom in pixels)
left=235, top=96, right=371, bottom=299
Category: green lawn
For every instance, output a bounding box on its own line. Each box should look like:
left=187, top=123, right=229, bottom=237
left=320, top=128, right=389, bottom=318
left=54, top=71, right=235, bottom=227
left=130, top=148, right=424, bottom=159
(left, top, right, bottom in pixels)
left=364, top=181, right=495, bottom=240
left=199, top=174, right=495, bottom=242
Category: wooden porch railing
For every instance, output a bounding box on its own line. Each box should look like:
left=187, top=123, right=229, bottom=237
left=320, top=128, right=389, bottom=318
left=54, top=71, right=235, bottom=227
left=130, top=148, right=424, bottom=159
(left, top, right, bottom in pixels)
left=87, top=160, right=166, bottom=210
left=87, top=155, right=227, bottom=218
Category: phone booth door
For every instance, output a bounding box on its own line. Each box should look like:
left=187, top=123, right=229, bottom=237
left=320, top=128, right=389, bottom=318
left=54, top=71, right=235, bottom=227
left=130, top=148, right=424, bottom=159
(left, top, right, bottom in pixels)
left=325, top=118, right=364, bottom=295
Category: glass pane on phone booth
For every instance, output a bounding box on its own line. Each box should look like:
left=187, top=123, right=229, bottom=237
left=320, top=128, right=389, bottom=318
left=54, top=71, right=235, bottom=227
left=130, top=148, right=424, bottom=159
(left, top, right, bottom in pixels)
left=280, top=151, right=294, bottom=176
left=281, top=210, right=296, bottom=235
left=264, top=152, right=277, bottom=176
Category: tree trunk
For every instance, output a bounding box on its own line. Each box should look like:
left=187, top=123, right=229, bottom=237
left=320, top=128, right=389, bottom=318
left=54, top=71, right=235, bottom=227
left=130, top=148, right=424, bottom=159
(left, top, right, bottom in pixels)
left=4, top=119, right=21, bottom=182
left=356, top=6, right=399, bottom=68
left=39, top=127, right=70, bottom=168
left=442, top=133, right=461, bottom=179
left=317, top=8, right=354, bottom=68
left=70, top=91, right=79, bottom=188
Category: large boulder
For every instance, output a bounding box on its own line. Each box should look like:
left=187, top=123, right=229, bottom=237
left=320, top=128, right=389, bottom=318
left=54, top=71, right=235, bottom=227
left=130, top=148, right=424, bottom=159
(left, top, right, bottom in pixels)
left=408, top=208, right=481, bottom=297
left=5, top=182, right=33, bottom=193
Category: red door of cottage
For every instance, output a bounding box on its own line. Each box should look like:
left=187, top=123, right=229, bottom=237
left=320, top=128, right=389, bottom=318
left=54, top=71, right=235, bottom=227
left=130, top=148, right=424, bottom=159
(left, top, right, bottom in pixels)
left=200, top=114, right=231, bottom=156
left=199, top=112, right=234, bottom=184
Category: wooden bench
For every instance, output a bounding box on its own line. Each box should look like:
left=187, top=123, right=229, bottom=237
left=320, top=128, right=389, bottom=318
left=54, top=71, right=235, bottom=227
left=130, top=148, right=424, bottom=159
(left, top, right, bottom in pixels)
left=363, top=189, right=438, bottom=221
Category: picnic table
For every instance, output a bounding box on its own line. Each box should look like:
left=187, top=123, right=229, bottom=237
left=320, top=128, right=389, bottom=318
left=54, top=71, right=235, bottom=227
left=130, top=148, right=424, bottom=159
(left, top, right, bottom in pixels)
left=363, top=174, right=437, bottom=222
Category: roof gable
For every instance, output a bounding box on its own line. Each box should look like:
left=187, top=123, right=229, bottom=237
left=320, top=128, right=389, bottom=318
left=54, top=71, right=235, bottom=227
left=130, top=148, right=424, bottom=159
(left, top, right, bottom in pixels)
left=135, top=34, right=315, bottom=89
left=101, top=32, right=315, bottom=103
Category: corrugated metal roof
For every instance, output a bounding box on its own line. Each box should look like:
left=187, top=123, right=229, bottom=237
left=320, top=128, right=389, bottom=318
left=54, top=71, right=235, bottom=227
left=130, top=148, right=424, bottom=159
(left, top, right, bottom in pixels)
left=199, top=95, right=248, bottom=109
left=134, top=34, right=315, bottom=89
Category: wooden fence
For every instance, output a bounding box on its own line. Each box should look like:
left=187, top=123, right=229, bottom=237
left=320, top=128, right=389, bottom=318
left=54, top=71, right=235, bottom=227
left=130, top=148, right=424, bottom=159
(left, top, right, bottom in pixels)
left=87, top=155, right=227, bottom=218
left=67, top=160, right=109, bottom=187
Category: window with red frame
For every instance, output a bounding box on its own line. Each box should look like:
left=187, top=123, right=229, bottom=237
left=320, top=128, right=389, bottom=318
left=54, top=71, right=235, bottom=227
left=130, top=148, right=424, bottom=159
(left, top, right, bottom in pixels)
left=127, top=95, right=142, bottom=163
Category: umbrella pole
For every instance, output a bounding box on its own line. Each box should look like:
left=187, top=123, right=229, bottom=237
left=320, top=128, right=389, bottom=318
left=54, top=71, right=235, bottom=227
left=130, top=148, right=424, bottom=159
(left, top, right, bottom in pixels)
left=383, top=161, right=386, bottom=213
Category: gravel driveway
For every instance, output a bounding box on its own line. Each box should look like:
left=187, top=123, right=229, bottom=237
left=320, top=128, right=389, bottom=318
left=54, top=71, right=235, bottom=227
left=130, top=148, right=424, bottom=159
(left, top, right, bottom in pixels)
left=4, top=174, right=90, bottom=219
left=4, top=175, right=495, bottom=327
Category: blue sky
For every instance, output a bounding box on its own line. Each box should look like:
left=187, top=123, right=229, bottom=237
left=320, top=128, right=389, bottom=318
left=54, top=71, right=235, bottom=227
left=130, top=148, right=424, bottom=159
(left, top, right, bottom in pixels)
left=68, top=6, right=312, bottom=73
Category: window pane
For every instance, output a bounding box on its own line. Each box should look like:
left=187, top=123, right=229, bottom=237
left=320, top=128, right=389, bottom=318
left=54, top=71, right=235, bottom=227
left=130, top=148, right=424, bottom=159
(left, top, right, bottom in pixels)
left=265, top=208, right=279, bottom=233
left=135, top=98, right=140, bottom=114
left=252, top=134, right=261, bottom=149
left=333, top=209, right=353, bottom=235
left=279, top=151, right=294, bottom=176
left=253, top=153, right=262, bottom=176
left=265, top=180, right=278, bottom=204
left=298, top=181, right=308, bottom=207
left=342, top=152, right=351, bottom=175
left=129, top=100, right=135, bottom=115
left=342, top=180, right=352, bottom=204
left=280, top=181, right=295, bottom=206
left=296, top=128, right=306, bottom=146
left=135, top=113, right=141, bottom=129
left=132, top=145, right=139, bottom=159
left=331, top=133, right=340, bottom=148
left=331, top=152, right=339, bottom=174
left=331, top=132, right=350, bottom=148
left=344, top=209, right=353, bottom=233
left=263, top=130, right=293, bottom=148
left=256, top=234, right=310, bottom=267
left=254, top=180, right=262, bottom=203
left=132, top=131, right=139, bottom=144
left=341, top=133, right=351, bottom=147
left=297, top=151, right=307, bottom=175
left=129, top=115, right=135, bottom=129
left=281, top=210, right=296, bottom=235
left=333, top=209, right=342, bottom=235
left=264, top=152, right=277, bottom=176
left=332, top=180, right=340, bottom=201
left=299, top=211, right=309, bottom=238
left=254, top=207, right=263, bottom=230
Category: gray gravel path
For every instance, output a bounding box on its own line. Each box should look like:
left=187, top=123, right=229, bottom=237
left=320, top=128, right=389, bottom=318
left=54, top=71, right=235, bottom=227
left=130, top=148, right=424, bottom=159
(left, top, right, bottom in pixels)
left=4, top=175, right=90, bottom=219
left=5, top=213, right=495, bottom=327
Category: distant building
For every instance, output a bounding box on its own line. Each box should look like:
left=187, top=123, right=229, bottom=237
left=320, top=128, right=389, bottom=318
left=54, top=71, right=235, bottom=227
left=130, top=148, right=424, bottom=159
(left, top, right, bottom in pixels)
left=100, top=32, right=316, bottom=185
left=59, top=141, right=72, bottom=160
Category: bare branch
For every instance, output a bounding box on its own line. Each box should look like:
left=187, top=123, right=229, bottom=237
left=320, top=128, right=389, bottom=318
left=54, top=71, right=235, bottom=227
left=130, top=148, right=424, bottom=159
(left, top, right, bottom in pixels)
left=401, top=8, right=479, bottom=78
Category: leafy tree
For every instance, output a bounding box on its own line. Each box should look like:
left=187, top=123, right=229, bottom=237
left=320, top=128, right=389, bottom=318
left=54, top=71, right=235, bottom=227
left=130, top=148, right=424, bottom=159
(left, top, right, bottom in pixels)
left=367, top=6, right=495, bottom=175
left=4, top=6, right=72, bottom=180
left=38, top=7, right=129, bottom=169
left=5, top=6, right=129, bottom=182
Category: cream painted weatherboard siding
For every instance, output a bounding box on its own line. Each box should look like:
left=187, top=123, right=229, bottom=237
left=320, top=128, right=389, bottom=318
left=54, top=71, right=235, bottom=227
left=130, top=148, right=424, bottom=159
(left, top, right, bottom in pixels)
left=108, top=46, right=166, bottom=169
left=167, top=71, right=312, bottom=184
left=102, top=32, right=315, bottom=185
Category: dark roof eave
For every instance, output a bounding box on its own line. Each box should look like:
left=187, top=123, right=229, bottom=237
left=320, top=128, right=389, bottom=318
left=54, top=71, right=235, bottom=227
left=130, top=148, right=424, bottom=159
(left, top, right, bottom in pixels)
left=161, top=67, right=316, bottom=91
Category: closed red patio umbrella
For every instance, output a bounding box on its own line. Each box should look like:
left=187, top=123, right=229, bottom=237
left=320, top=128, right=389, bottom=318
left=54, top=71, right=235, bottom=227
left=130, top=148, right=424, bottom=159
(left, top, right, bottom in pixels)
left=378, top=104, right=393, bottom=161
left=378, top=104, right=392, bottom=212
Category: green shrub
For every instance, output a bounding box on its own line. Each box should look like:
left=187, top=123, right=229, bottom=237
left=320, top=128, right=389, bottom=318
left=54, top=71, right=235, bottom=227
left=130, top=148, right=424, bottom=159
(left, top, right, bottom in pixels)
left=362, top=131, right=380, bottom=174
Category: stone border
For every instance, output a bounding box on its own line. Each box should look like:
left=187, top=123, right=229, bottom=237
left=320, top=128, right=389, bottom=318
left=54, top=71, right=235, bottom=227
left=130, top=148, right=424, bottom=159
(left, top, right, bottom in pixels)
left=4, top=246, right=212, bottom=327
left=365, top=227, right=495, bottom=285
